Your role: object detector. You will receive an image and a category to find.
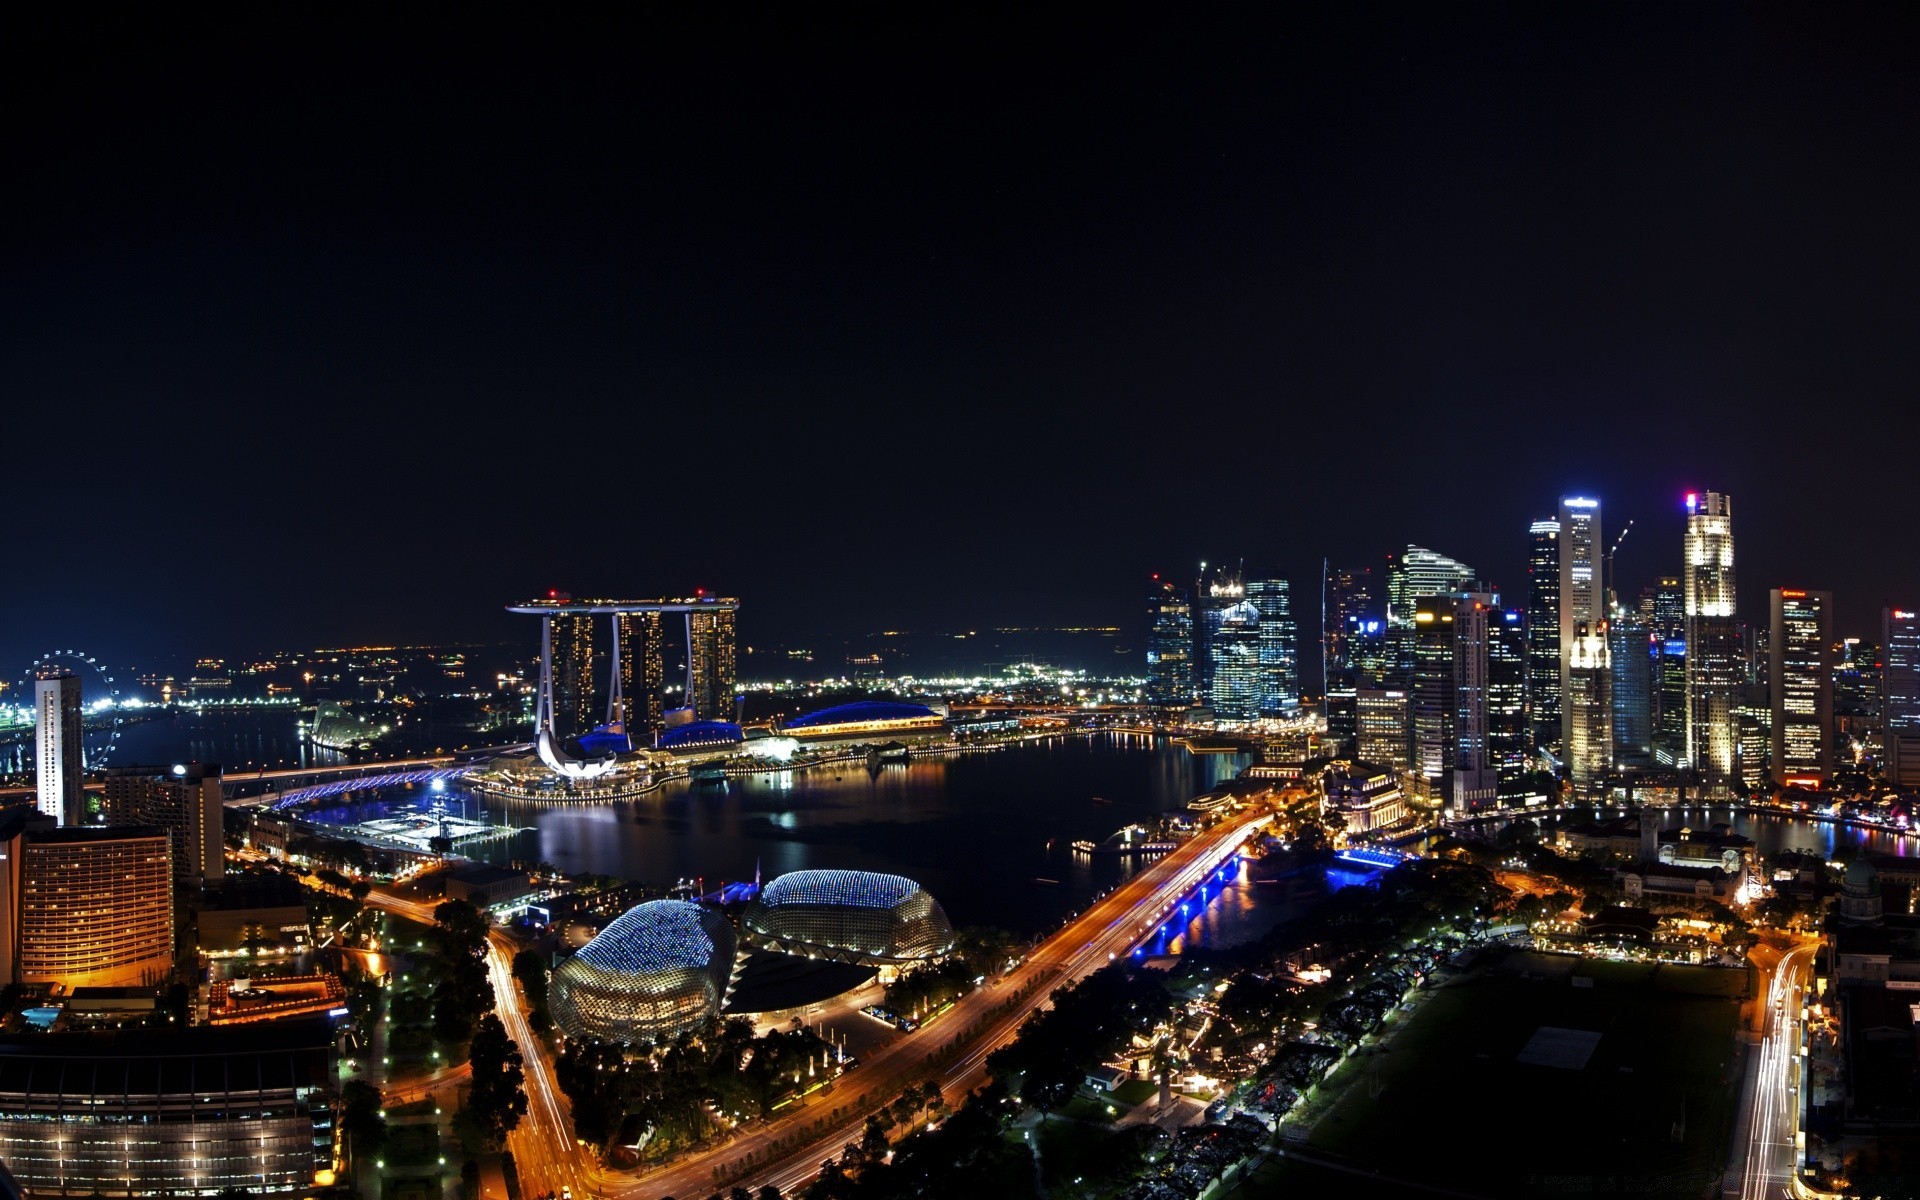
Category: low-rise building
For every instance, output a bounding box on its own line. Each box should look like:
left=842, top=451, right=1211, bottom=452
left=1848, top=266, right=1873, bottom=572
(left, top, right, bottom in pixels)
left=200, top=871, right=311, bottom=956
left=1319, top=761, right=1408, bottom=836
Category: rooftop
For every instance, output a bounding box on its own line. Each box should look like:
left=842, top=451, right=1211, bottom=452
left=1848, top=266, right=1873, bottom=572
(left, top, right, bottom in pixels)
left=783, top=700, right=938, bottom=729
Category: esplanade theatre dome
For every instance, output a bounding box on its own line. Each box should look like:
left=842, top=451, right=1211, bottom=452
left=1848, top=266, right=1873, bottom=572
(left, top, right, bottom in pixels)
left=742, top=870, right=954, bottom=966
left=550, top=900, right=738, bottom=1044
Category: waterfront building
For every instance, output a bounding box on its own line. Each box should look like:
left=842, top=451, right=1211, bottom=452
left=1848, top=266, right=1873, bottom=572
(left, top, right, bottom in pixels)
left=1885, top=607, right=1920, bottom=787
left=0, top=814, right=175, bottom=988
left=1834, top=638, right=1882, bottom=753
left=616, top=609, right=667, bottom=736
left=1247, top=577, right=1300, bottom=714
left=1356, top=688, right=1410, bottom=775
left=33, top=670, right=83, bottom=827
left=1608, top=615, right=1653, bottom=768
left=1558, top=496, right=1605, bottom=760
left=550, top=900, right=738, bottom=1044
left=741, top=869, right=955, bottom=968
left=779, top=700, right=947, bottom=745
left=553, top=610, right=599, bottom=736
left=1770, top=589, right=1835, bottom=787
left=1319, top=761, right=1409, bottom=836
left=1525, top=518, right=1562, bottom=758
left=688, top=604, right=738, bottom=722
left=1565, top=620, right=1613, bottom=794
left=1684, top=491, right=1741, bottom=783
left=101, top=761, right=225, bottom=893
left=1735, top=684, right=1773, bottom=790
left=1653, top=638, right=1688, bottom=767
left=1198, top=567, right=1264, bottom=721
left=1489, top=607, right=1532, bottom=796
left=0, top=1019, right=336, bottom=1196
left=1145, top=576, right=1194, bottom=706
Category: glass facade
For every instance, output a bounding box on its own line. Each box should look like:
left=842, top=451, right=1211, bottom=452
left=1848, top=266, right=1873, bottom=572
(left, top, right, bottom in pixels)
left=1145, top=578, right=1193, bottom=706
left=743, top=870, right=954, bottom=966
left=1489, top=609, right=1530, bottom=795
left=1247, top=578, right=1299, bottom=715
left=1685, top=491, right=1739, bottom=781
left=1525, top=519, right=1562, bottom=757
left=1770, top=589, right=1833, bottom=785
left=1883, top=608, right=1920, bottom=786
left=1608, top=616, right=1653, bottom=768
left=550, top=900, right=737, bottom=1045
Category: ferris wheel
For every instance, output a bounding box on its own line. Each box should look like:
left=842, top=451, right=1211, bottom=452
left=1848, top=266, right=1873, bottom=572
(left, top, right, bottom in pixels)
left=17, top=651, right=124, bottom=771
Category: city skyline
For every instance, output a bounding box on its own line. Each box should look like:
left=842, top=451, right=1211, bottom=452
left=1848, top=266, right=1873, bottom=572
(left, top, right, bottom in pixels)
left=9, top=8, right=1920, bottom=670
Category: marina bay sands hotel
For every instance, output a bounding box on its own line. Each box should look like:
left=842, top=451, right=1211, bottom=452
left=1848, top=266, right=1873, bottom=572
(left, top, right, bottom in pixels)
left=507, top=593, right=739, bottom=748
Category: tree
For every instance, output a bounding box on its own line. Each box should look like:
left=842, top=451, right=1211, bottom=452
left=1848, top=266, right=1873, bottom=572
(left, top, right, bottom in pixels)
left=467, top=1013, right=529, bottom=1148
left=340, top=1079, right=387, bottom=1165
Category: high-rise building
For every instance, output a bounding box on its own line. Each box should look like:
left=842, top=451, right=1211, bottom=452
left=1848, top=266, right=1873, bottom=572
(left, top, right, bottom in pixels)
left=1145, top=577, right=1194, bottom=706
left=101, top=762, right=226, bottom=893
left=1449, top=593, right=1497, bottom=815
left=1489, top=608, right=1532, bottom=797
left=1525, top=519, right=1562, bottom=758
left=1199, top=568, right=1263, bottom=721
left=1323, top=565, right=1378, bottom=678
left=552, top=611, right=599, bottom=736
left=687, top=605, right=738, bottom=722
left=1356, top=687, right=1411, bottom=775
left=1387, top=546, right=1474, bottom=684
left=1641, top=576, right=1684, bottom=641
left=0, top=812, right=175, bottom=988
left=1558, top=497, right=1604, bottom=760
left=1409, top=590, right=1496, bottom=812
left=1684, top=491, right=1740, bottom=783
left=1410, top=595, right=1459, bottom=798
left=616, top=610, right=668, bottom=737
left=1653, top=638, right=1688, bottom=766
left=1770, top=589, right=1834, bottom=787
left=33, top=670, right=84, bottom=827
left=1565, top=620, right=1614, bottom=793
left=1883, top=608, right=1920, bottom=787
left=1608, top=615, right=1653, bottom=768
left=1247, top=577, right=1300, bottom=714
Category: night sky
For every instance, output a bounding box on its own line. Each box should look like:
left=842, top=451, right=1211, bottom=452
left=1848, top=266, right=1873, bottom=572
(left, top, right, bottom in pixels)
left=8, top=6, right=1920, bottom=674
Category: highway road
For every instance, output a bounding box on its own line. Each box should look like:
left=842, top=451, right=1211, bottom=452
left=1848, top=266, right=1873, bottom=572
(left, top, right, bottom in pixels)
left=1731, top=940, right=1817, bottom=1200
left=368, top=808, right=1265, bottom=1199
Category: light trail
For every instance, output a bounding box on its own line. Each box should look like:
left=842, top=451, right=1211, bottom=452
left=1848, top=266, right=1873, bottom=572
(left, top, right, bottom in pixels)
left=1736, top=940, right=1816, bottom=1200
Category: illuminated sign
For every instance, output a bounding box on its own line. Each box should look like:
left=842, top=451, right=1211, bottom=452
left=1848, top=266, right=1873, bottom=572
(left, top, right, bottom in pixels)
left=1563, top=497, right=1598, bottom=508
left=1897, top=611, right=1916, bottom=620
left=1685, top=492, right=1698, bottom=512
left=1781, top=589, right=1807, bottom=599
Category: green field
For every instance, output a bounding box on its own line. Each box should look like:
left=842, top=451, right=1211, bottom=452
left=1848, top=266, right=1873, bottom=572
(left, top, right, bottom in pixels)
left=1269, top=952, right=1746, bottom=1198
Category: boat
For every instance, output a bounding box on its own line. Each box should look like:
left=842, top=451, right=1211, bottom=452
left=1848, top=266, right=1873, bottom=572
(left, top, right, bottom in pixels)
left=1091, top=796, right=1111, bottom=805
left=1034, top=877, right=1060, bottom=885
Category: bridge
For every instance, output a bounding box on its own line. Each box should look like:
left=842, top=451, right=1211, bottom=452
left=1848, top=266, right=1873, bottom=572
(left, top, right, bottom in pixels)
left=260, top=766, right=472, bottom=810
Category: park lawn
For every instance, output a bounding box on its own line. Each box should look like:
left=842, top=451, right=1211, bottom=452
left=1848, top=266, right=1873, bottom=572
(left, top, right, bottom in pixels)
left=1294, top=953, right=1744, bottom=1198
left=1112, top=1078, right=1158, bottom=1107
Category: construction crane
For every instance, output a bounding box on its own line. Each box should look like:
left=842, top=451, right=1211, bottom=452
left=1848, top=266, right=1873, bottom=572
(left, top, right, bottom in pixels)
left=1606, top=519, right=1635, bottom=610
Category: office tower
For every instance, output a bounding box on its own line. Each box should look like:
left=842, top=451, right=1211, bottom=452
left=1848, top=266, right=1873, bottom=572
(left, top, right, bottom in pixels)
left=1386, top=546, right=1474, bottom=684
left=687, top=605, right=738, bottom=722
left=1684, top=491, right=1740, bottom=782
left=1770, top=589, right=1834, bottom=787
left=1449, top=593, right=1497, bottom=814
left=1356, top=687, right=1411, bottom=774
left=102, top=762, right=226, bottom=892
left=552, top=611, right=599, bottom=735
left=1146, top=577, right=1195, bottom=706
left=1641, top=576, right=1684, bottom=641
left=1652, top=639, right=1688, bottom=766
left=1410, top=596, right=1458, bottom=798
left=1199, top=567, right=1263, bottom=721
left=1247, top=577, right=1300, bottom=714
left=616, top=610, right=667, bottom=736
left=1565, top=620, right=1614, bottom=793
left=1884, top=608, right=1920, bottom=787
left=1608, top=614, right=1653, bottom=768
left=0, top=815, right=175, bottom=988
left=1323, top=565, right=1378, bottom=678
left=33, top=670, right=84, bottom=826
left=1488, top=608, right=1531, bottom=796
left=1324, top=676, right=1358, bottom=752
left=1558, top=497, right=1604, bottom=760
left=1525, top=518, right=1562, bottom=757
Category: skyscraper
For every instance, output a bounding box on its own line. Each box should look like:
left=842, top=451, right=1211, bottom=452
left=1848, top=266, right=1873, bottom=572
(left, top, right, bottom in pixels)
left=552, top=611, right=599, bottom=736
left=1356, top=687, right=1411, bottom=774
left=1770, top=589, right=1834, bottom=787
left=33, top=670, right=84, bottom=827
left=1525, top=519, right=1562, bottom=757
left=1883, top=607, right=1920, bottom=787
left=1386, top=546, right=1474, bottom=684
left=1608, top=614, right=1653, bottom=768
left=1565, top=620, right=1614, bottom=793
left=1247, top=577, right=1300, bottom=714
left=1488, top=608, right=1532, bottom=797
left=1323, top=565, right=1378, bottom=679
left=102, top=762, right=226, bottom=893
left=687, top=605, right=738, bottom=722
left=1684, top=491, right=1740, bottom=783
left=616, top=610, right=667, bottom=737
left=1145, top=577, right=1194, bottom=706
left=1199, top=567, right=1263, bottom=721
left=1410, top=595, right=1459, bottom=799
left=1449, top=593, right=1497, bottom=815
left=0, top=814, right=175, bottom=989
left=1558, top=496, right=1604, bottom=761
left=1653, top=639, right=1688, bottom=766
left=1641, top=576, right=1684, bottom=641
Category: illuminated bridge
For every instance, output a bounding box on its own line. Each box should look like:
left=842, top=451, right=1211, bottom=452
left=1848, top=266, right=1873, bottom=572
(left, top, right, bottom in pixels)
left=267, top=767, right=469, bottom=810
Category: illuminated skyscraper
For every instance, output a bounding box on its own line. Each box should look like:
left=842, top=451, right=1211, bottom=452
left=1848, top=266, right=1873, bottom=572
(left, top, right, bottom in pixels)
left=1770, top=589, right=1834, bottom=787
left=1409, top=590, right=1495, bottom=813
left=1608, top=614, right=1653, bottom=768
left=33, top=670, right=83, bottom=827
left=1525, top=519, right=1562, bottom=757
left=1684, top=491, right=1740, bottom=782
left=1565, top=620, right=1614, bottom=793
left=688, top=605, right=738, bottom=722
left=1145, top=577, right=1194, bottom=706
left=1489, top=608, right=1531, bottom=796
left=616, top=610, right=667, bottom=735
left=1449, top=593, right=1497, bottom=815
left=1653, top=638, right=1688, bottom=766
left=552, top=611, right=599, bottom=736
left=1884, top=607, right=1920, bottom=787
left=1356, top=687, right=1410, bottom=774
left=1247, top=577, right=1300, bottom=714
left=1323, top=565, right=1378, bottom=678
left=101, top=762, right=226, bottom=893
left=1387, top=546, right=1474, bottom=684
left=1199, top=567, right=1263, bottom=721
left=1641, top=576, right=1684, bottom=641
left=0, top=815, right=175, bottom=988
left=1558, top=496, right=1604, bottom=761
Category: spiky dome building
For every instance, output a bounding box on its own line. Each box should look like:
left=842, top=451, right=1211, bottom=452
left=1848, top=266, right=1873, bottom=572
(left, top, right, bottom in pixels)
left=741, top=869, right=954, bottom=967
left=550, top=900, right=738, bottom=1044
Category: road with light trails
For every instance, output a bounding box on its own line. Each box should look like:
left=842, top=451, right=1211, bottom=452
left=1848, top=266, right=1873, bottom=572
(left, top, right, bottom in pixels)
left=365, top=886, right=593, bottom=1199
left=614, top=809, right=1271, bottom=1200
left=1730, top=939, right=1817, bottom=1200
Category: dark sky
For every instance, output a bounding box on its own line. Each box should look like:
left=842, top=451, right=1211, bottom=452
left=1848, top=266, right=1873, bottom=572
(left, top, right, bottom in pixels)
left=7, top=5, right=1920, bottom=674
